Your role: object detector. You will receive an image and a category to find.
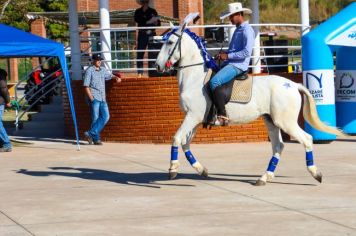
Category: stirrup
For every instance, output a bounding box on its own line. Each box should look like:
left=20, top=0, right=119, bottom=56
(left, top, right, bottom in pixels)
left=216, top=115, right=230, bottom=126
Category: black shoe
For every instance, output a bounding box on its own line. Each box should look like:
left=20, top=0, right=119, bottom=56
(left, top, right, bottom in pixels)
left=84, top=132, right=93, bottom=145
left=212, top=86, right=227, bottom=118
left=94, top=140, right=103, bottom=145
left=0, top=147, right=12, bottom=152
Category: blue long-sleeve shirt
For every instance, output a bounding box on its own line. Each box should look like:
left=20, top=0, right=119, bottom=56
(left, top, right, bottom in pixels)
left=227, top=22, right=255, bottom=71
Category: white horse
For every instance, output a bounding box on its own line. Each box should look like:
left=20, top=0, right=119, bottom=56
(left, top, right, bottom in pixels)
left=155, top=25, right=344, bottom=186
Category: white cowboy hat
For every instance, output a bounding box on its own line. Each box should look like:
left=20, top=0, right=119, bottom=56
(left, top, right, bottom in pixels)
left=136, top=0, right=150, bottom=5
left=220, top=2, right=252, bottom=20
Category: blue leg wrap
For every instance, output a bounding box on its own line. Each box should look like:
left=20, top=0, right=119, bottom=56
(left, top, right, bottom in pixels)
left=306, top=151, right=314, bottom=167
left=267, top=156, right=279, bottom=172
left=185, top=150, right=197, bottom=165
left=171, top=146, right=179, bottom=161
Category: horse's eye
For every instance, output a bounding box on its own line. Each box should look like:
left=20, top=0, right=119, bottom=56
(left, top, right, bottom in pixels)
left=167, top=41, right=174, bottom=45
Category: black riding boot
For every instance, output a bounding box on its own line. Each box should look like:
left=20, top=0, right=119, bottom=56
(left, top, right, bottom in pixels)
left=213, top=86, right=227, bottom=118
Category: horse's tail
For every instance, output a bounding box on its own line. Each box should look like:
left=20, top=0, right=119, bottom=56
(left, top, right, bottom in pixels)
left=298, top=84, right=345, bottom=136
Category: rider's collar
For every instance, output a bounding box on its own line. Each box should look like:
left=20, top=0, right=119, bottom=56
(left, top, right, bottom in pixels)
left=236, top=21, right=248, bottom=28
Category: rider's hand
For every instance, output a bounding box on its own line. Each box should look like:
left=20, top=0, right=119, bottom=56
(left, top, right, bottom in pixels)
left=115, top=76, right=122, bottom=83
left=218, top=52, right=228, bottom=60
left=5, top=102, right=11, bottom=108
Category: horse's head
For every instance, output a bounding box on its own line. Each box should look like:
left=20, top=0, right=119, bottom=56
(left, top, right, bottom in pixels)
left=155, top=24, right=186, bottom=72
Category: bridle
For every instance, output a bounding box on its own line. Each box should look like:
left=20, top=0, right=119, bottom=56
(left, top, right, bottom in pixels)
left=163, top=30, right=204, bottom=71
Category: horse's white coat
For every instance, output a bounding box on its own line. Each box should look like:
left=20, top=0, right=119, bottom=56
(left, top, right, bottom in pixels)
left=155, top=26, right=343, bottom=184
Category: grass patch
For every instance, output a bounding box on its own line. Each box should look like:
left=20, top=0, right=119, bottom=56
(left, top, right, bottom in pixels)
left=3, top=108, right=37, bottom=128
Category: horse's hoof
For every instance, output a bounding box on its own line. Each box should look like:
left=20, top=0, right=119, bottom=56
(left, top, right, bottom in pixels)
left=314, top=172, right=322, bottom=183
left=200, top=168, right=208, bottom=178
left=169, top=172, right=178, bottom=180
left=254, top=179, right=266, bottom=186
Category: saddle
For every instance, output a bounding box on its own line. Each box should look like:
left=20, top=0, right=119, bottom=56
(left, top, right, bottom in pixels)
left=203, top=69, right=253, bottom=128
left=204, top=69, right=253, bottom=103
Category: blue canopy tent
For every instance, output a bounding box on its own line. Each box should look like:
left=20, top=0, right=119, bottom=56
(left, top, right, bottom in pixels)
left=0, top=23, right=80, bottom=149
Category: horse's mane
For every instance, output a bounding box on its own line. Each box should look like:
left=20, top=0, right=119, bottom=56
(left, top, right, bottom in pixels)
left=163, top=29, right=219, bottom=71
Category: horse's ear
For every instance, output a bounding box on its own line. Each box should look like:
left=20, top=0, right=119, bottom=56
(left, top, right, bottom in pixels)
left=178, top=23, right=187, bottom=34
left=177, top=12, right=199, bottom=35
left=169, top=21, right=174, bottom=28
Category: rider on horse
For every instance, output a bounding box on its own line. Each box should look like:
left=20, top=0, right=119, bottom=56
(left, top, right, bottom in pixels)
left=211, top=2, right=255, bottom=125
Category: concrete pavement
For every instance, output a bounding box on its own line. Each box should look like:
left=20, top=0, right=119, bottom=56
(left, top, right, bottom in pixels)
left=0, top=137, right=356, bottom=235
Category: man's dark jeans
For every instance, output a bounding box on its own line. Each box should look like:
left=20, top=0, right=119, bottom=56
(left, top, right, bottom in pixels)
left=136, top=31, right=150, bottom=75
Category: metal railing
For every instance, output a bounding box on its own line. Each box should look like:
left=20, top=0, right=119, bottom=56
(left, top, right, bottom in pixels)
left=80, top=23, right=306, bottom=73
left=13, top=57, right=64, bottom=130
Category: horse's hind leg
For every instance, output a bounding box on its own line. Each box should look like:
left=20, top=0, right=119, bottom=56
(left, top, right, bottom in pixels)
left=284, top=124, right=322, bottom=183
left=169, top=115, right=206, bottom=179
left=256, top=115, right=285, bottom=186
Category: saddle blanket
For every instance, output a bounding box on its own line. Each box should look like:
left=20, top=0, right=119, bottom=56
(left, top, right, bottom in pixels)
left=204, top=69, right=253, bottom=104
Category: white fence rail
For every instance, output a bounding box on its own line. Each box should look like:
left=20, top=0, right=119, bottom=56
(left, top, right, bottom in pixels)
left=79, top=23, right=305, bottom=74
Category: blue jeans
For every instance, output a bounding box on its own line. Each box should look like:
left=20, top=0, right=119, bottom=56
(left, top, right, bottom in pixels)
left=88, top=99, right=110, bottom=141
left=210, top=64, right=243, bottom=91
left=0, top=105, right=12, bottom=149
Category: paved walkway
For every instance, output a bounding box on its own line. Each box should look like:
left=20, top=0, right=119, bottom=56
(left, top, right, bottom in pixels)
left=0, top=137, right=356, bottom=235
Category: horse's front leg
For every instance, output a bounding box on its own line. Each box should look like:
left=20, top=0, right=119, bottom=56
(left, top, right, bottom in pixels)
left=169, top=145, right=180, bottom=180
left=169, top=114, right=207, bottom=179
left=182, top=126, right=208, bottom=178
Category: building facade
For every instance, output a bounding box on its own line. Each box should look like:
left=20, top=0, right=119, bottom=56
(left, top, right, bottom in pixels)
left=77, top=0, right=204, bottom=26
left=29, top=0, right=272, bottom=144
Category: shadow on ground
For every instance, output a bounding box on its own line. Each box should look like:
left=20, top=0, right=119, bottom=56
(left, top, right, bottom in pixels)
left=10, top=137, right=85, bottom=145
left=16, top=167, right=315, bottom=187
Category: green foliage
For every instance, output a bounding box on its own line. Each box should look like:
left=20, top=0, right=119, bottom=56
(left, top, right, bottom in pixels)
left=47, top=23, right=68, bottom=41
left=0, top=0, right=68, bottom=40
left=43, top=0, right=68, bottom=11
left=0, top=59, right=8, bottom=75
left=204, top=0, right=355, bottom=24
left=0, top=0, right=43, bottom=31
left=309, top=0, right=354, bottom=24
left=42, top=0, right=69, bottom=41
left=18, top=58, right=32, bottom=81
left=204, top=0, right=249, bottom=23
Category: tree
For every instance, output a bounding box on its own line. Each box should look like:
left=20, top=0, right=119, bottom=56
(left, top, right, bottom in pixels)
left=0, top=0, right=42, bottom=31
left=204, top=0, right=249, bottom=24
left=0, top=0, right=68, bottom=41
left=40, top=0, right=69, bottom=41
left=0, top=0, right=12, bottom=20
left=204, top=0, right=355, bottom=25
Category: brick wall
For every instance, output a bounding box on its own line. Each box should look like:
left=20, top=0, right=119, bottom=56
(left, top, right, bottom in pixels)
left=77, top=0, right=203, bottom=20
left=63, top=76, right=269, bottom=143
left=9, top=59, right=18, bottom=83
left=30, top=18, right=47, bottom=67
left=78, top=0, right=139, bottom=11
left=77, top=0, right=204, bottom=34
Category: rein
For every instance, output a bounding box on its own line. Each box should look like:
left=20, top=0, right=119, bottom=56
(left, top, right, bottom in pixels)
left=165, top=31, right=182, bottom=69
left=164, top=31, right=204, bottom=70
left=162, top=29, right=218, bottom=71
left=176, top=62, right=204, bottom=70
